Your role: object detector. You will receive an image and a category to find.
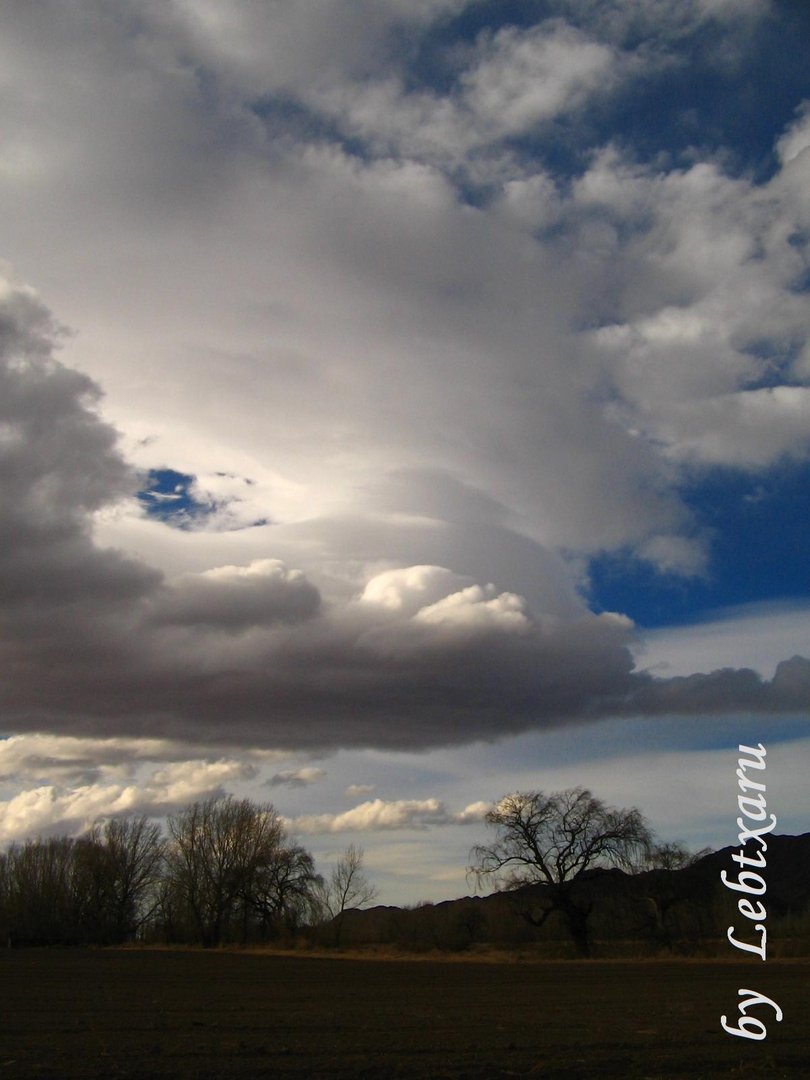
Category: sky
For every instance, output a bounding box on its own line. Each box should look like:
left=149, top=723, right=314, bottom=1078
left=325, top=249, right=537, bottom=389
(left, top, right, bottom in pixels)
left=0, top=0, right=809, bottom=906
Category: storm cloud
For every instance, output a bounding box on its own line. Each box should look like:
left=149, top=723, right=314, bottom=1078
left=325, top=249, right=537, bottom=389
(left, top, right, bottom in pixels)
left=1, top=1, right=809, bottom=767
left=1, top=278, right=808, bottom=753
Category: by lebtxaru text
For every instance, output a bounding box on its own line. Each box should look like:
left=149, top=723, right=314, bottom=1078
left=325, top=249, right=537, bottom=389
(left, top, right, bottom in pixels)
left=719, top=743, right=783, bottom=1041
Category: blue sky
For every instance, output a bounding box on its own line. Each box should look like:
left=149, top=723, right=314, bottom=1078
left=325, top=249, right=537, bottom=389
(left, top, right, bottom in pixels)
left=0, top=0, right=809, bottom=904
left=590, top=459, right=810, bottom=625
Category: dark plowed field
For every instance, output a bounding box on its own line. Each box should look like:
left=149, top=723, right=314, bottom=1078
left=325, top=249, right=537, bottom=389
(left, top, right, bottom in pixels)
left=0, top=949, right=807, bottom=1079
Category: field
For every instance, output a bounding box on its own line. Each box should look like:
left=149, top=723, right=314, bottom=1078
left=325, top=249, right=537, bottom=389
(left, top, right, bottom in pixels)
left=0, top=949, right=808, bottom=1079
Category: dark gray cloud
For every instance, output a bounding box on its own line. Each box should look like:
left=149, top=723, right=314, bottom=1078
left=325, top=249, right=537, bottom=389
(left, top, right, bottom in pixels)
left=150, top=559, right=321, bottom=631
left=626, top=655, right=810, bottom=718
left=0, top=280, right=160, bottom=614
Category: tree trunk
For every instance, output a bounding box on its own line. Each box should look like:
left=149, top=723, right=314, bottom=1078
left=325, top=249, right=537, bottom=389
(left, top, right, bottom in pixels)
left=563, top=906, right=591, bottom=957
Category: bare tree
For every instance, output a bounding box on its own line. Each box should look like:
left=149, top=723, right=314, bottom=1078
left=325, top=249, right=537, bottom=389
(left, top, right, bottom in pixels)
left=2, top=837, right=80, bottom=945
left=0, top=851, right=9, bottom=946
left=636, top=840, right=713, bottom=952
left=164, top=796, right=323, bottom=946
left=165, top=796, right=285, bottom=947
left=246, top=841, right=322, bottom=939
left=74, top=817, right=165, bottom=943
left=469, top=787, right=652, bottom=956
left=0, top=800, right=326, bottom=948
left=319, top=845, right=378, bottom=946
left=643, top=840, right=711, bottom=871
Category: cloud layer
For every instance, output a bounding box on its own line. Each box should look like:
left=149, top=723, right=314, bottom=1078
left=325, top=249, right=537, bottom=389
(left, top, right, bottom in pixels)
left=0, top=2, right=809, bottom=760
left=286, top=796, right=490, bottom=835
left=1, top=254, right=810, bottom=753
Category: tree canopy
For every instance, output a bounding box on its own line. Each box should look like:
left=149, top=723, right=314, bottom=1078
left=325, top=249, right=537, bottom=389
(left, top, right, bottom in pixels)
left=470, top=787, right=653, bottom=955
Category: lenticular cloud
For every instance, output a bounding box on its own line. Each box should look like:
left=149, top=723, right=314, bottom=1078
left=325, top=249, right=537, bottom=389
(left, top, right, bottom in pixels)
left=2, top=267, right=810, bottom=751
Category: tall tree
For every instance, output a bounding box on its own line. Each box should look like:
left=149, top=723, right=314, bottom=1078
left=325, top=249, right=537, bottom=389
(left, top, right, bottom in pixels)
left=74, top=817, right=165, bottom=943
left=165, top=795, right=294, bottom=946
left=246, top=842, right=322, bottom=938
left=319, top=845, right=378, bottom=946
left=1, top=837, right=80, bottom=945
left=470, top=787, right=652, bottom=956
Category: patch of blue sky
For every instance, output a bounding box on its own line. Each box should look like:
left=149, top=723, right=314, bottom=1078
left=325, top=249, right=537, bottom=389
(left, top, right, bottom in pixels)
left=137, top=468, right=209, bottom=528
left=588, top=458, right=810, bottom=628
left=597, top=11, right=810, bottom=182
left=138, top=469, right=270, bottom=531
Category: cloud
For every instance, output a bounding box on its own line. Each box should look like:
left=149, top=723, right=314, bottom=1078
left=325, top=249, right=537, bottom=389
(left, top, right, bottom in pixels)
left=286, top=796, right=489, bottom=834
left=460, top=21, right=616, bottom=135
left=776, top=102, right=810, bottom=167
left=547, top=0, right=769, bottom=43
left=454, top=800, right=493, bottom=823
left=414, top=583, right=530, bottom=633
left=269, top=766, right=327, bottom=788
left=360, top=565, right=471, bottom=615
left=0, top=756, right=261, bottom=845
left=345, top=784, right=377, bottom=798
left=627, top=655, right=810, bottom=718
left=0, top=289, right=648, bottom=751
left=360, top=567, right=531, bottom=633
left=0, top=273, right=158, bottom=607
left=0, top=282, right=806, bottom=751
left=1, top=6, right=809, bottom=762
left=290, top=18, right=632, bottom=190
left=636, top=601, right=810, bottom=679
left=0, top=733, right=246, bottom=786
left=574, top=148, right=810, bottom=470
left=151, top=558, right=321, bottom=631
left=5, top=2, right=794, bottom=566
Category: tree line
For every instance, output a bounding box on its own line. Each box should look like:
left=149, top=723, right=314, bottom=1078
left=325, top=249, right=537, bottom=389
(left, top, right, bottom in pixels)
left=0, top=796, right=375, bottom=948
left=2, top=784, right=713, bottom=954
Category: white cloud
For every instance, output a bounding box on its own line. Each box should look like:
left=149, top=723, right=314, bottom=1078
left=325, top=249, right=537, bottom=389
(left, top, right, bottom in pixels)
left=143, top=758, right=259, bottom=805
left=414, top=584, right=530, bottom=633
left=553, top=0, right=770, bottom=42
left=577, top=151, right=810, bottom=471
left=461, top=21, right=616, bottom=135
left=0, top=756, right=259, bottom=845
left=0, top=733, right=241, bottom=785
left=286, top=795, right=490, bottom=834
left=164, top=0, right=468, bottom=99
left=636, top=534, right=709, bottom=578
left=269, top=766, right=327, bottom=788
left=776, top=102, right=810, bottom=166
left=0, top=785, right=140, bottom=846
left=288, top=797, right=450, bottom=833
left=360, top=565, right=470, bottom=614
left=454, top=800, right=493, bottom=823
left=298, top=19, right=623, bottom=179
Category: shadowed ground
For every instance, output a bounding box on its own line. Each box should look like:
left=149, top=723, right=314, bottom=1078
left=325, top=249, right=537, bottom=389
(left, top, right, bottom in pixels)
left=0, top=949, right=807, bottom=1078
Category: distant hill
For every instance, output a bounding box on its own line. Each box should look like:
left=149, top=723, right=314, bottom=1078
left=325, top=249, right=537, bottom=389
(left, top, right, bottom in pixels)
left=320, top=834, right=810, bottom=955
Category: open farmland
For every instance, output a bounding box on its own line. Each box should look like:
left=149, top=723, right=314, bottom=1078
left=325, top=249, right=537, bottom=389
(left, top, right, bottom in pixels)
left=0, top=949, right=808, bottom=1079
